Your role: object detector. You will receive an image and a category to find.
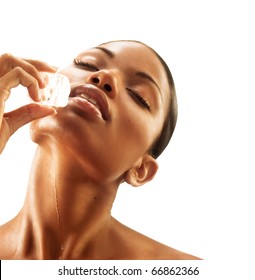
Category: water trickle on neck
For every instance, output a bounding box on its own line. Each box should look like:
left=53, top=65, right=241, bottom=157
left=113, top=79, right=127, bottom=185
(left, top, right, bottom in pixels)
left=51, top=152, right=64, bottom=260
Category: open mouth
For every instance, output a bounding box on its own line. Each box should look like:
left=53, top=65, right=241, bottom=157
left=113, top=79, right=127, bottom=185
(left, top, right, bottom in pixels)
left=69, top=84, right=110, bottom=121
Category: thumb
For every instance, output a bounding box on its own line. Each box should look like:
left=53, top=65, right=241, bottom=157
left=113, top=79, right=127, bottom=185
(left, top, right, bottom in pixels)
left=4, top=103, right=57, bottom=135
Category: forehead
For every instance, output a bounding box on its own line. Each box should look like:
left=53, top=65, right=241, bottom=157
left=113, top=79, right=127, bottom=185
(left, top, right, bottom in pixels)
left=98, top=41, right=166, bottom=81
left=99, top=41, right=156, bottom=62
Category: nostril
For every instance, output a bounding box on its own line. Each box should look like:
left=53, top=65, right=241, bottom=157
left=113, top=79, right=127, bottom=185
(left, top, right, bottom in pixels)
left=92, top=77, right=100, bottom=83
left=104, top=84, right=112, bottom=92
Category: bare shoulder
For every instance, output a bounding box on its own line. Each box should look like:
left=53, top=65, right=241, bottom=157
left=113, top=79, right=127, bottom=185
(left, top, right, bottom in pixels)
left=0, top=221, right=15, bottom=259
left=110, top=218, right=201, bottom=260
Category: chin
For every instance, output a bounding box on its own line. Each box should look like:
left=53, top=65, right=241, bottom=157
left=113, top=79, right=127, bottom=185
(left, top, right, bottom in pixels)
left=29, top=111, right=94, bottom=152
left=29, top=114, right=60, bottom=144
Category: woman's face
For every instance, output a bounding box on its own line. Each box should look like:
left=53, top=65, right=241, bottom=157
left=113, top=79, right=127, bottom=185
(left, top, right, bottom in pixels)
left=31, top=41, right=170, bottom=183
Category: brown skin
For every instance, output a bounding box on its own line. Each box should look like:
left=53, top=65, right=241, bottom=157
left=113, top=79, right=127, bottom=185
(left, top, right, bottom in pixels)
left=0, top=42, right=200, bottom=260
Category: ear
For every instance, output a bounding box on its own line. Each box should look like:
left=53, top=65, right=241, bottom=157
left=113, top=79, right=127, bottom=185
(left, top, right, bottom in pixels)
left=124, top=154, right=158, bottom=187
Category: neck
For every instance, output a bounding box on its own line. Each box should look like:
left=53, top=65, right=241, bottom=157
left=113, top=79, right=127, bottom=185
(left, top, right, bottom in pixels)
left=17, top=144, right=119, bottom=259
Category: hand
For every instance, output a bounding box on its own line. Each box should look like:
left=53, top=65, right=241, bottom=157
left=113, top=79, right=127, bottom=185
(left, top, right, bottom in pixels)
left=0, top=53, right=57, bottom=154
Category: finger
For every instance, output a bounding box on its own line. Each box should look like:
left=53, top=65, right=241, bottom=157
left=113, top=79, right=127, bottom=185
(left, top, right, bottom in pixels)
left=0, top=88, right=10, bottom=133
left=0, top=53, right=55, bottom=88
left=0, top=88, right=10, bottom=130
left=0, top=88, right=10, bottom=102
left=0, top=67, right=40, bottom=101
left=24, top=58, right=57, bottom=73
left=4, top=103, right=57, bottom=135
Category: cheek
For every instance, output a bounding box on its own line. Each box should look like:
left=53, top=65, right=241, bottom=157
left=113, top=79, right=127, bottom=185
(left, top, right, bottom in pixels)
left=111, top=106, right=159, bottom=161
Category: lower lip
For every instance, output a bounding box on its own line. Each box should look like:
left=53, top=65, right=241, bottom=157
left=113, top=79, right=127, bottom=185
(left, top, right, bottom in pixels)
left=68, top=97, right=104, bottom=120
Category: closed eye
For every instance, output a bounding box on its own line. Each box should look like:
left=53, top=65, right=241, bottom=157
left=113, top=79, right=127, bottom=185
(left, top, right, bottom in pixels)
left=73, top=58, right=99, bottom=71
left=126, top=88, right=151, bottom=111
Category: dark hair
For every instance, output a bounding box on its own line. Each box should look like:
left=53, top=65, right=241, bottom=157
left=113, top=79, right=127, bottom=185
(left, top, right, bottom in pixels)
left=100, top=40, right=178, bottom=159
left=148, top=49, right=178, bottom=158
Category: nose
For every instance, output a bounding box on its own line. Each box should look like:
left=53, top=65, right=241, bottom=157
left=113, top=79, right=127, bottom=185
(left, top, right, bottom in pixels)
left=87, top=70, right=117, bottom=99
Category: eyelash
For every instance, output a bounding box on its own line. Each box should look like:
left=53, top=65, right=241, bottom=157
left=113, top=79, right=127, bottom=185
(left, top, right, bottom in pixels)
left=126, top=88, right=151, bottom=111
left=74, top=59, right=99, bottom=71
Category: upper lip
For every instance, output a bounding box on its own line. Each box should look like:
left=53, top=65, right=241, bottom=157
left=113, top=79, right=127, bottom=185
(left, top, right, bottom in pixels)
left=69, top=84, right=110, bottom=120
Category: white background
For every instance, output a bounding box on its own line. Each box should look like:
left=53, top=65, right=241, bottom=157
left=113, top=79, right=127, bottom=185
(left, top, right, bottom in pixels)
left=0, top=0, right=254, bottom=275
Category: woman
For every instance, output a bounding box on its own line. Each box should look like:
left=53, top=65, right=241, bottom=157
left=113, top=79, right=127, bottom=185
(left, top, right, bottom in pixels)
left=0, top=40, right=200, bottom=260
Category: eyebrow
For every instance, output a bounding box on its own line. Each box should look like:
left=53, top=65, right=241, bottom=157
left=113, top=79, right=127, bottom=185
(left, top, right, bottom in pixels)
left=94, top=46, right=162, bottom=96
left=135, top=71, right=161, bottom=95
left=94, top=46, right=114, bottom=58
